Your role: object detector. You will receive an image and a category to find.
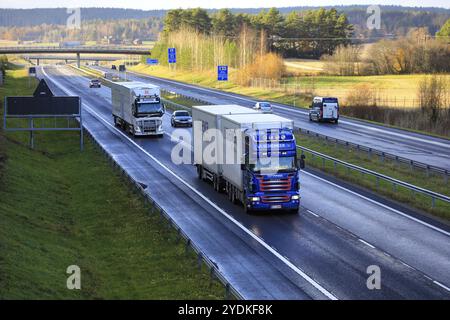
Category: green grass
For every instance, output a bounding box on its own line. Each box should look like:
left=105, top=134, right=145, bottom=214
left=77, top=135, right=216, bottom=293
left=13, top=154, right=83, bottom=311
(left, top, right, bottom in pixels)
left=0, top=68, right=225, bottom=299
left=296, top=132, right=450, bottom=220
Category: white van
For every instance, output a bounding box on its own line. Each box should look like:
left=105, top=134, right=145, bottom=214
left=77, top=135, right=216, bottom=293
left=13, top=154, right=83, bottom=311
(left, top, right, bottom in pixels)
left=309, top=97, right=339, bottom=124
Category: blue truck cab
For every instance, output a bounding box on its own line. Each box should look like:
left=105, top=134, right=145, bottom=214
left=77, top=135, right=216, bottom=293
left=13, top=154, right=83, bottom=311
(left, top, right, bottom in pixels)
left=241, top=128, right=304, bottom=213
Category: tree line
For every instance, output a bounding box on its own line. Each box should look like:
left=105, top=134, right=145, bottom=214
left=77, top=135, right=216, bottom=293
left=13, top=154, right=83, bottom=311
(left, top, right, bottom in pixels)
left=0, top=18, right=163, bottom=42
left=162, top=8, right=353, bottom=58
left=323, top=27, right=450, bottom=75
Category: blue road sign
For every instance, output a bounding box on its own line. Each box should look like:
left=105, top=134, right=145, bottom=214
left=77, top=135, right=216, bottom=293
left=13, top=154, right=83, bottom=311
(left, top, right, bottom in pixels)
left=218, top=65, right=228, bottom=81
left=168, top=48, right=177, bottom=64
left=146, top=58, right=159, bottom=65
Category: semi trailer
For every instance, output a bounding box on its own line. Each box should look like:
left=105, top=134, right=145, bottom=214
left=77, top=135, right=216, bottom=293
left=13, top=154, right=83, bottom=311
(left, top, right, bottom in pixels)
left=193, top=105, right=305, bottom=213
left=110, top=81, right=165, bottom=137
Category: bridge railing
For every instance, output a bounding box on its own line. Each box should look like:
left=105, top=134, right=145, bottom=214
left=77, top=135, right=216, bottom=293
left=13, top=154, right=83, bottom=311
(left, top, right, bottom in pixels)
left=0, top=46, right=151, bottom=53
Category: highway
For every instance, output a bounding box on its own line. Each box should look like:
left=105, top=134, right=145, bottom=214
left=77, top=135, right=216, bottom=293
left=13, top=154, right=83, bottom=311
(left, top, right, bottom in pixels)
left=92, top=66, right=450, bottom=171
left=39, top=65, right=450, bottom=300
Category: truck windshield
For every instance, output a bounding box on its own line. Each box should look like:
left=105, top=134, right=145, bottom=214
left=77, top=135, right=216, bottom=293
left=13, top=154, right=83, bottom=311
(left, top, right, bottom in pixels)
left=137, top=102, right=163, bottom=114
left=250, top=156, right=296, bottom=173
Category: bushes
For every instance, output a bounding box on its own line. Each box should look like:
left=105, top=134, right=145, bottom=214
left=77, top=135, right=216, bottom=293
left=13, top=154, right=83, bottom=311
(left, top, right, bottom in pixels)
left=365, top=29, right=450, bottom=75
left=418, top=75, right=449, bottom=123
left=236, top=53, right=285, bottom=86
left=342, top=75, right=450, bottom=136
left=321, top=45, right=362, bottom=76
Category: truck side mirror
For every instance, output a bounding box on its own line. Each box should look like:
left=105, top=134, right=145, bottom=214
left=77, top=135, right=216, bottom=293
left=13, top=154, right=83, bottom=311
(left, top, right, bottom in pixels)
left=240, top=164, right=246, bottom=171
left=297, top=154, right=306, bottom=169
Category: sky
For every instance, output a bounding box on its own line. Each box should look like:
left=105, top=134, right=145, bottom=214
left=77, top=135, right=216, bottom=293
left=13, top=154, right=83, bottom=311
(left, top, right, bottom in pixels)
left=1, top=0, right=449, bottom=10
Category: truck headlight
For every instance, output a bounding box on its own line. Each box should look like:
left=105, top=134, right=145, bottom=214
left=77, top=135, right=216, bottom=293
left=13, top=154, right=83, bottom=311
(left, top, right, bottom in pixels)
left=135, top=126, right=141, bottom=133
left=291, top=195, right=300, bottom=200
left=250, top=197, right=260, bottom=202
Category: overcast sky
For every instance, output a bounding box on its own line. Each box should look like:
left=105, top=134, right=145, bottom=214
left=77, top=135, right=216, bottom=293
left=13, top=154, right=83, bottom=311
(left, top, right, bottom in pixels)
left=1, top=0, right=449, bottom=9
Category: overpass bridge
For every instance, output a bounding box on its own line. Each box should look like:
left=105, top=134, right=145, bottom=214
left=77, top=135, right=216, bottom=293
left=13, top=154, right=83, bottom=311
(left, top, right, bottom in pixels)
left=22, top=55, right=124, bottom=65
left=1, top=46, right=151, bottom=67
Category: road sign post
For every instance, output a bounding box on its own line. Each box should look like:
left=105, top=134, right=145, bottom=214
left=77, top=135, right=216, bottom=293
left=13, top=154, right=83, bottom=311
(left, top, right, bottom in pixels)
left=168, top=48, right=176, bottom=72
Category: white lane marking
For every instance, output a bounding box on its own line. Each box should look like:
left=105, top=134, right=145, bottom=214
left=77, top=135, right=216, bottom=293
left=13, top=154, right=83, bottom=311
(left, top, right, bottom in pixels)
left=433, top=281, right=450, bottom=292
left=42, top=66, right=338, bottom=300
left=119, top=68, right=450, bottom=149
left=302, top=171, right=450, bottom=237
left=358, top=239, right=376, bottom=249
left=307, top=210, right=319, bottom=218
left=401, top=261, right=414, bottom=270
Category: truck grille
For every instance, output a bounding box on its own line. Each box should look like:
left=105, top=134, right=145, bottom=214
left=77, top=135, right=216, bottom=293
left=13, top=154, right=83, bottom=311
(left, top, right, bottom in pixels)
left=139, top=120, right=160, bottom=132
left=256, top=174, right=293, bottom=192
left=261, top=195, right=290, bottom=203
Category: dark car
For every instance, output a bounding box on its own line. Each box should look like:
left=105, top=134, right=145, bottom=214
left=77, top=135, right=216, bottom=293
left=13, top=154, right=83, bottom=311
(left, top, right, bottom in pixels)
left=171, top=110, right=192, bottom=127
left=89, top=79, right=101, bottom=88
left=111, top=65, right=117, bottom=70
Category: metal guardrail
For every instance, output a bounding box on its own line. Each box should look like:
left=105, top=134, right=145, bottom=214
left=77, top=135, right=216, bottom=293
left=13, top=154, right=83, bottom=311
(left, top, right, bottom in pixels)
left=298, top=127, right=450, bottom=181
left=297, top=145, right=450, bottom=208
left=82, top=114, right=242, bottom=300
left=160, top=89, right=449, bottom=181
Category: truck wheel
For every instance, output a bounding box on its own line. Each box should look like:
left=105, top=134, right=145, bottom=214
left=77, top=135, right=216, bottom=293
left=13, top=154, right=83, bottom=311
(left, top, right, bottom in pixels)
left=197, top=166, right=203, bottom=180
left=231, top=187, right=238, bottom=204
left=213, top=176, right=219, bottom=192
left=244, top=199, right=253, bottom=214
left=309, top=115, right=312, bottom=121
left=226, top=183, right=233, bottom=202
left=335, top=119, right=339, bottom=124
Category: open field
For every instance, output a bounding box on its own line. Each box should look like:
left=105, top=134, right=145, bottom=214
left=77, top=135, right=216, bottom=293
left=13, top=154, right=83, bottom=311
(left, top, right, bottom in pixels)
left=284, top=58, right=325, bottom=75
left=129, top=63, right=450, bottom=109
left=283, top=74, right=450, bottom=108
left=0, top=68, right=224, bottom=299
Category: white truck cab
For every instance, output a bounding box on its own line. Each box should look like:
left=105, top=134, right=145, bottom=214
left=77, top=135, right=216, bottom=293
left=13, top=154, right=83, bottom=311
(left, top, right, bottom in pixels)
left=110, top=81, right=165, bottom=137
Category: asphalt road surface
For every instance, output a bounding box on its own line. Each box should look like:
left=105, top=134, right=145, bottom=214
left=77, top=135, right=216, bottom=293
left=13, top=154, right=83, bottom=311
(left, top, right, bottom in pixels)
left=39, top=65, right=450, bottom=299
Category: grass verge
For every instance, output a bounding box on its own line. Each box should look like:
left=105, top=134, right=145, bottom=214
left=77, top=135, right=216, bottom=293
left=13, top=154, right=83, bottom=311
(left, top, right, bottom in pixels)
left=0, top=67, right=224, bottom=299
left=296, top=132, right=450, bottom=220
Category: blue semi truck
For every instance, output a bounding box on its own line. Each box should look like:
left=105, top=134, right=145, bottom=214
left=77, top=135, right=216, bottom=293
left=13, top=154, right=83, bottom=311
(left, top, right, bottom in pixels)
left=192, top=105, right=305, bottom=213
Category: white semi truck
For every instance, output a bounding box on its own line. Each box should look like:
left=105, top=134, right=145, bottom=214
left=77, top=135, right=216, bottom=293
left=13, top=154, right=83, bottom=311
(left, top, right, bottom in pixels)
left=110, top=81, right=165, bottom=137
left=193, top=105, right=304, bottom=213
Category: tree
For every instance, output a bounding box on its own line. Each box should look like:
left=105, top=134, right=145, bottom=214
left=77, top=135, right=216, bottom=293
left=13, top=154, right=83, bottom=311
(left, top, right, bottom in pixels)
left=436, top=18, right=450, bottom=37
left=212, top=9, right=235, bottom=38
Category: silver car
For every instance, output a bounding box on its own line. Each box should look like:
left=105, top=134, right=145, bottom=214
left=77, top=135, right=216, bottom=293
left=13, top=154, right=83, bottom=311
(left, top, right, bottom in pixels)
left=253, top=102, right=273, bottom=113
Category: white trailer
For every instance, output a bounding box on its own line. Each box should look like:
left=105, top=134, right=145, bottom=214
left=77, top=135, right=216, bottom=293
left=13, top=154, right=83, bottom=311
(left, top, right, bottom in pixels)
left=192, top=105, right=258, bottom=179
left=220, top=113, right=295, bottom=192
left=110, top=81, right=164, bottom=137
left=193, top=105, right=302, bottom=213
